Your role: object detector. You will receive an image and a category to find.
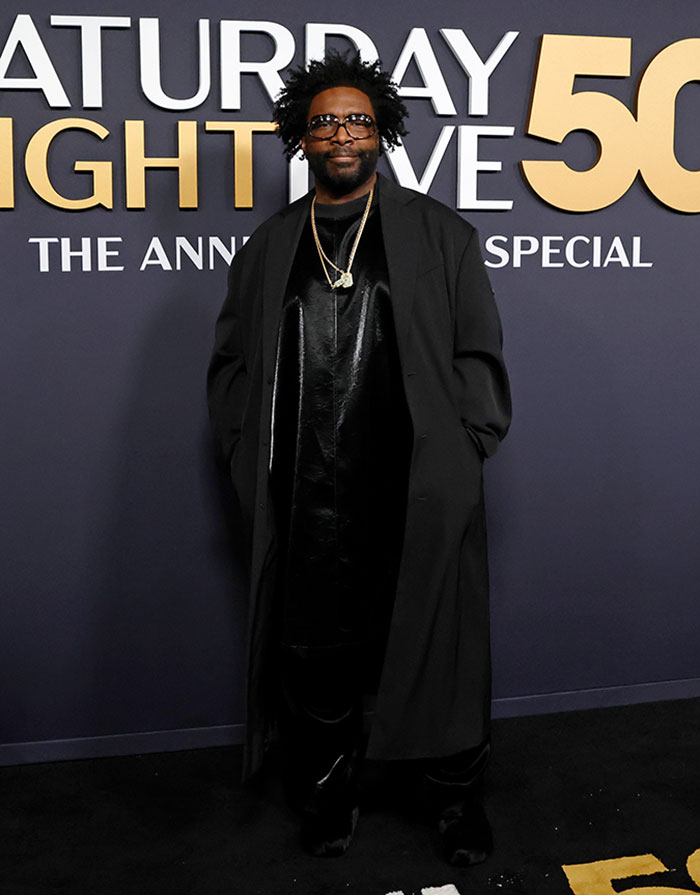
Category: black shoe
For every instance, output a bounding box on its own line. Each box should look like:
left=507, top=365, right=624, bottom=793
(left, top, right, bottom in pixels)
left=299, top=754, right=359, bottom=857
left=301, top=801, right=359, bottom=857
left=438, top=797, right=493, bottom=866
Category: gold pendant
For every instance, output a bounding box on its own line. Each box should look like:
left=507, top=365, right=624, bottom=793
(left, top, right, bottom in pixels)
left=332, top=270, right=353, bottom=289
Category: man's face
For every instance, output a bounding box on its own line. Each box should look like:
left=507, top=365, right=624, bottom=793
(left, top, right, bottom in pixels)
left=302, top=86, right=380, bottom=199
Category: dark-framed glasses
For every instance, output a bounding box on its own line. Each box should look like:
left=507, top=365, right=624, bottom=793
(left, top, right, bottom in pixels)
left=307, top=113, right=377, bottom=140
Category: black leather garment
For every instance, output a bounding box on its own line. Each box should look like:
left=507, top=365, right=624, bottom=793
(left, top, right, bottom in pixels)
left=277, top=644, right=363, bottom=856
left=270, top=189, right=412, bottom=663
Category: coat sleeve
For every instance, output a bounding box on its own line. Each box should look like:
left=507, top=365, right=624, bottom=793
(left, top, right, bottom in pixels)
left=452, top=228, right=512, bottom=458
left=207, top=252, right=249, bottom=467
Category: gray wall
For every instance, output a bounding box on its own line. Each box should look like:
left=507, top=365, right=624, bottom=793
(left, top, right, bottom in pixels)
left=2, top=0, right=699, bottom=764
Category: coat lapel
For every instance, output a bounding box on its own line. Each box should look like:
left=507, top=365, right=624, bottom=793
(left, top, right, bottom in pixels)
left=378, top=173, right=420, bottom=363
left=261, top=193, right=312, bottom=381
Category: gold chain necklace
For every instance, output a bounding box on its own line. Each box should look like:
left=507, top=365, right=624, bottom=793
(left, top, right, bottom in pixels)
left=310, top=185, right=374, bottom=289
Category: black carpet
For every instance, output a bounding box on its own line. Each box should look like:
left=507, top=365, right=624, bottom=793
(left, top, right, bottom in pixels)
left=2, top=698, right=699, bottom=895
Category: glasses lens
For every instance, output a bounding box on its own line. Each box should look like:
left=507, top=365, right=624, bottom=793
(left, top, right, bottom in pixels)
left=308, top=116, right=338, bottom=138
left=345, top=115, right=375, bottom=138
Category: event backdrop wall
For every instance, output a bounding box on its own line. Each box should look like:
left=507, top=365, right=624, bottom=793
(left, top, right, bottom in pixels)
left=2, top=0, right=699, bottom=765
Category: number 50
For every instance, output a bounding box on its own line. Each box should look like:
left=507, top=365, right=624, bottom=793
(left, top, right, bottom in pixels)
left=521, top=34, right=700, bottom=213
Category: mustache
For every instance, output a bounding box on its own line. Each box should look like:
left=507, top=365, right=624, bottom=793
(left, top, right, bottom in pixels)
left=325, top=148, right=363, bottom=158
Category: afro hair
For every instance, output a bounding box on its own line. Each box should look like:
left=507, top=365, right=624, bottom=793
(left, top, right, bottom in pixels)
left=272, top=49, right=409, bottom=159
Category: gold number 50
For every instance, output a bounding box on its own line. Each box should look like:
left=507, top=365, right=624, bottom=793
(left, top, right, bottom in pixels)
left=563, top=848, right=700, bottom=894
left=521, top=34, right=700, bottom=213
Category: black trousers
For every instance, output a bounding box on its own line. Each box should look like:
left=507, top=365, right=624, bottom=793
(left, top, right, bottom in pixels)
left=277, top=643, right=490, bottom=796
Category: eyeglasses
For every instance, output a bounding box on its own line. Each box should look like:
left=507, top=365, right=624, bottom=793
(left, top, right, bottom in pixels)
left=306, top=113, right=377, bottom=141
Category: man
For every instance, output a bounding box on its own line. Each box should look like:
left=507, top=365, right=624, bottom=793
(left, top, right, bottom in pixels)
left=207, top=51, right=511, bottom=865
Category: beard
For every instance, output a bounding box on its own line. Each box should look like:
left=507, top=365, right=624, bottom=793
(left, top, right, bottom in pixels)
left=306, top=144, right=380, bottom=197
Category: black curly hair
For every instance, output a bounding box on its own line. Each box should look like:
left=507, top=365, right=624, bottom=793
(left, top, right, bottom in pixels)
left=272, top=50, right=409, bottom=159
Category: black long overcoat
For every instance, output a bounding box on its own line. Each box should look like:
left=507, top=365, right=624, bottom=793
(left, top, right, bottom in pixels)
left=207, top=174, right=511, bottom=779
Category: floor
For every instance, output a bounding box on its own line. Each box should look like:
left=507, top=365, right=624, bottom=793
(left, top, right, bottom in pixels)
left=2, top=698, right=699, bottom=895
